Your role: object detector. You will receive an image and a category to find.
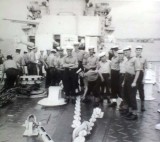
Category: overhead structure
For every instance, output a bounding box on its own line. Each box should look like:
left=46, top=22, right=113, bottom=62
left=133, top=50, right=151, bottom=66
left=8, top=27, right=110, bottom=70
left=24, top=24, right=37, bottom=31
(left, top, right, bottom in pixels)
left=3, top=0, right=116, bottom=51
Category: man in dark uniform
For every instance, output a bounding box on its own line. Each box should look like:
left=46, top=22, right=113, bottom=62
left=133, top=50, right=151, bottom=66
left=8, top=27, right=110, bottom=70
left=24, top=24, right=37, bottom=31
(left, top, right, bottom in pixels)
left=135, top=45, right=147, bottom=111
left=109, top=45, right=120, bottom=107
left=123, top=46, right=140, bottom=120
left=63, top=46, right=78, bottom=103
left=1, top=55, right=19, bottom=90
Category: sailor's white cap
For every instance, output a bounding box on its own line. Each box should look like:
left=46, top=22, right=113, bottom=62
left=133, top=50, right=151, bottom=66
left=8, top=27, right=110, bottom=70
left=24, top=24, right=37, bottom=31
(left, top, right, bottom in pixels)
left=57, top=46, right=63, bottom=51
left=117, top=49, right=124, bottom=54
left=66, top=46, right=73, bottom=50
left=23, top=49, right=28, bottom=53
left=73, top=42, right=79, bottom=45
left=111, top=45, right=119, bottom=50
left=16, top=48, right=21, bottom=52
left=136, top=45, right=143, bottom=49
left=123, top=45, right=132, bottom=51
left=27, top=46, right=33, bottom=50
left=32, top=46, right=38, bottom=49
left=51, top=49, right=57, bottom=53
left=88, top=47, right=95, bottom=50
left=99, top=52, right=106, bottom=58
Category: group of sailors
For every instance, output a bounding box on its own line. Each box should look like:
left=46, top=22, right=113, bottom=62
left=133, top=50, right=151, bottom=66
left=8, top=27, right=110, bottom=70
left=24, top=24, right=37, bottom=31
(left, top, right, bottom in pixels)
left=0, top=42, right=147, bottom=121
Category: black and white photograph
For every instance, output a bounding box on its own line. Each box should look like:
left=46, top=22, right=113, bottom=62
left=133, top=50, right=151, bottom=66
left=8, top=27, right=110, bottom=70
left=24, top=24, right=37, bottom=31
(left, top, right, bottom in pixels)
left=0, top=0, right=160, bottom=142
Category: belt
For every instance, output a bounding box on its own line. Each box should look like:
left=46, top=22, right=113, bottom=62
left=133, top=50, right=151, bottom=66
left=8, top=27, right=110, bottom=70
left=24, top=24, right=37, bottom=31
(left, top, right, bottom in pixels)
left=65, top=68, right=75, bottom=71
left=69, top=68, right=75, bottom=71
left=125, top=73, right=135, bottom=77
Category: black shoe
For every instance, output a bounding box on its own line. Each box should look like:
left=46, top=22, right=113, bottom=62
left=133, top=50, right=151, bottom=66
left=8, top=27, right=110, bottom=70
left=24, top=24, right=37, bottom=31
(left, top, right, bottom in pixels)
left=82, top=98, right=90, bottom=103
left=123, top=112, right=133, bottom=118
left=104, top=96, right=111, bottom=104
left=141, top=106, right=146, bottom=112
left=119, top=107, right=125, bottom=112
left=65, top=98, right=70, bottom=103
left=108, top=102, right=117, bottom=108
left=120, top=109, right=129, bottom=115
left=119, top=101, right=124, bottom=107
left=99, top=98, right=103, bottom=103
left=93, top=102, right=100, bottom=107
left=71, top=99, right=76, bottom=104
left=107, top=98, right=111, bottom=104
left=141, top=101, right=146, bottom=112
left=125, top=114, right=138, bottom=120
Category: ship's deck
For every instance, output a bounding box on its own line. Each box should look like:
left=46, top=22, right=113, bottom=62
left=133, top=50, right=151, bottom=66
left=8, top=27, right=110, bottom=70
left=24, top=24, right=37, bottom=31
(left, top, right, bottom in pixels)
left=0, top=88, right=160, bottom=142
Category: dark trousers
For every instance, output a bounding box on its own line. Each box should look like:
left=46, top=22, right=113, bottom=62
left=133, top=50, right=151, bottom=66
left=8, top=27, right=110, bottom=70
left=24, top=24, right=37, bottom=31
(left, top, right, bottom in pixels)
left=27, top=63, right=37, bottom=75
left=86, top=77, right=100, bottom=98
left=38, top=64, right=43, bottom=76
left=45, top=68, right=50, bottom=88
left=137, top=71, right=144, bottom=101
left=63, top=68, right=78, bottom=97
left=78, top=61, right=84, bottom=87
left=4, top=68, right=19, bottom=89
left=124, top=73, right=137, bottom=110
left=119, top=73, right=125, bottom=99
left=18, top=67, right=23, bottom=76
left=49, top=67, right=58, bottom=86
left=111, top=69, right=120, bottom=99
left=0, top=57, right=3, bottom=64
left=57, top=70, right=64, bottom=84
left=27, top=63, right=31, bottom=75
left=100, top=73, right=111, bottom=98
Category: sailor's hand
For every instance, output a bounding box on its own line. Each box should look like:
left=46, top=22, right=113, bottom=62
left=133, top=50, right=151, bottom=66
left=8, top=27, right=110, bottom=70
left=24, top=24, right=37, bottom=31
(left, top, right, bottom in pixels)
left=101, top=77, right=104, bottom=82
left=131, top=82, right=136, bottom=87
left=81, top=95, right=86, bottom=101
left=79, top=72, right=84, bottom=77
left=122, top=81, right=124, bottom=87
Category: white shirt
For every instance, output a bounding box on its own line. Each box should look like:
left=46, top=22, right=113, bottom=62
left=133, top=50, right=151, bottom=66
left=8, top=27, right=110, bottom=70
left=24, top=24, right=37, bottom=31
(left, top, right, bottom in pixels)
left=98, top=60, right=111, bottom=74
left=29, top=51, right=36, bottom=63
left=14, top=53, right=23, bottom=68
left=119, top=57, right=127, bottom=74
left=47, top=53, right=56, bottom=67
left=3, top=60, right=17, bottom=70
